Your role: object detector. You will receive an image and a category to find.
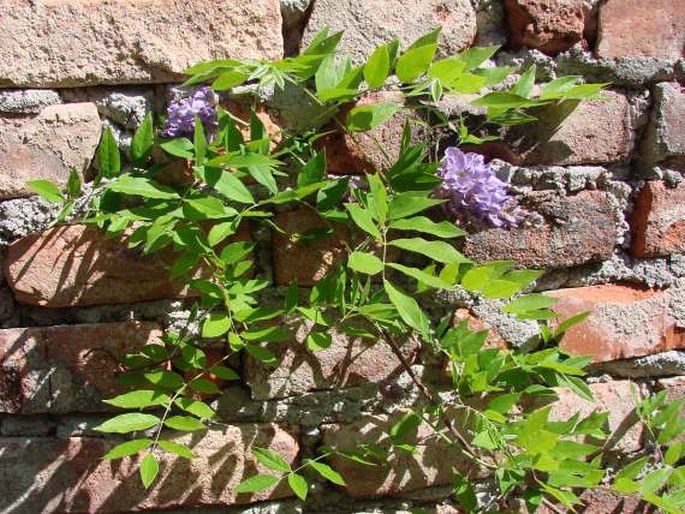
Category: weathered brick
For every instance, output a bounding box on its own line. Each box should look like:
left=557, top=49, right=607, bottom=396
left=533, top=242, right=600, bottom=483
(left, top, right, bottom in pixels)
left=503, top=0, right=586, bottom=56
left=318, top=91, right=420, bottom=174
left=596, top=0, right=685, bottom=60
left=0, top=322, right=162, bottom=414
left=551, top=381, right=644, bottom=452
left=4, top=225, right=183, bottom=307
left=461, top=191, right=621, bottom=268
left=302, top=0, right=476, bottom=64
left=272, top=209, right=351, bottom=286
left=0, top=103, right=101, bottom=199
left=538, top=487, right=651, bottom=514
left=515, top=90, right=633, bottom=166
left=641, top=83, right=685, bottom=171
left=0, top=1, right=283, bottom=87
left=548, top=284, right=685, bottom=363
left=4, top=224, right=250, bottom=307
left=631, top=181, right=685, bottom=258
left=0, top=424, right=298, bottom=513
left=321, top=413, right=481, bottom=497
left=245, top=323, right=419, bottom=400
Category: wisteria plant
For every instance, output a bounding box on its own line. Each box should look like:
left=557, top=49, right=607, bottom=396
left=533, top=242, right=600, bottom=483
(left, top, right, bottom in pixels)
left=28, top=27, right=684, bottom=514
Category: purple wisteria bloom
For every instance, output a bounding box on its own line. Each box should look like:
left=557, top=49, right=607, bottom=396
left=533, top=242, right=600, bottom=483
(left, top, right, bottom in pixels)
left=435, top=147, right=530, bottom=229
left=161, top=86, right=218, bottom=139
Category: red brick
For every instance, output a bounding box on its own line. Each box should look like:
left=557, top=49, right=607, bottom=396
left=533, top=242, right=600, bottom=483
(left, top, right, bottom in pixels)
left=4, top=223, right=250, bottom=307
left=538, top=487, right=651, bottom=514
left=0, top=424, right=298, bottom=513
left=642, top=83, right=685, bottom=171
left=631, top=181, right=685, bottom=258
left=245, top=324, right=419, bottom=400
left=504, top=0, right=586, bottom=56
left=0, top=322, right=162, bottom=414
left=318, top=91, right=419, bottom=175
left=272, top=208, right=351, bottom=286
left=516, top=90, right=633, bottom=166
left=548, top=284, right=685, bottom=363
left=321, top=413, right=482, bottom=497
left=462, top=191, right=620, bottom=268
left=0, top=103, right=101, bottom=199
left=550, top=381, right=644, bottom=452
left=596, top=0, right=685, bottom=60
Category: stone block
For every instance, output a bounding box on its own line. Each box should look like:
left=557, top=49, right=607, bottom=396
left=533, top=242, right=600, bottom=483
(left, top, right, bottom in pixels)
left=548, top=284, right=685, bottom=362
left=0, top=1, right=283, bottom=87
left=0, top=424, right=298, bottom=512
left=0, top=103, right=101, bottom=199
left=596, top=0, right=685, bottom=60
left=462, top=191, right=621, bottom=268
left=503, top=0, right=586, bottom=56
left=302, top=0, right=476, bottom=64
left=0, top=322, right=162, bottom=414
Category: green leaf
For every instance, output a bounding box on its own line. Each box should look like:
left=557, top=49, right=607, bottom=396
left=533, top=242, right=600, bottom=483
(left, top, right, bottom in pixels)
left=174, top=397, right=216, bottom=418
left=348, top=251, right=384, bottom=275
left=395, top=28, right=441, bottom=83
left=201, top=312, right=231, bottom=338
left=103, top=439, right=152, bottom=460
left=210, top=365, right=240, bottom=381
left=159, top=440, right=195, bottom=459
left=367, top=173, right=388, bottom=223
left=309, top=461, right=346, bottom=485
left=26, top=180, right=64, bottom=203
left=364, top=44, right=391, bottom=88
left=345, top=203, right=381, bottom=240
left=67, top=168, right=82, bottom=199
left=140, top=453, right=159, bottom=489
left=389, top=238, right=466, bottom=264
left=387, top=263, right=451, bottom=289
left=541, top=76, right=580, bottom=99
left=503, top=294, right=557, bottom=314
left=511, top=64, right=536, bottom=98
left=384, top=279, right=428, bottom=334
left=387, top=193, right=444, bottom=220
left=307, top=331, right=333, bottom=351
left=235, top=474, right=279, bottom=494
left=288, top=473, right=308, bottom=501
left=481, top=279, right=521, bottom=299
left=203, top=168, right=255, bottom=204
left=97, top=126, right=121, bottom=178
left=144, top=370, right=185, bottom=390
left=164, top=415, right=207, bottom=431
left=220, top=241, right=254, bottom=264
left=95, top=413, right=160, bottom=434
left=297, top=151, right=327, bottom=188
left=194, top=115, right=207, bottom=167
left=189, top=377, right=222, bottom=395
left=253, top=447, right=292, bottom=472
left=103, top=390, right=170, bottom=409
left=212, top=70, right=249, bottom=91
left=345, top=103, right=402, bottom=132
left=107, top=174, right=179, bottom=199
left=131, top=112, right=154, bottom=162
left=208, top=220, right=238, bottom=247
left=472, top=92, right=538, bottom=109
left=389, top=216, right=465, bottom=238
left=245, top=345, right=278, bottom=366
left=455, top=46, right=499, bottom=71
left=160, top=138, right=194, bottom=159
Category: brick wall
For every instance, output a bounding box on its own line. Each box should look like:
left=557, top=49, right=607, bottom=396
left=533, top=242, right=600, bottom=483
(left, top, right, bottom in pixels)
left=0, top=1, right=684, bottom=513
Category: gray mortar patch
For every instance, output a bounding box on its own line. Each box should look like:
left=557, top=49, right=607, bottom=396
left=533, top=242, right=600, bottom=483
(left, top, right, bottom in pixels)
left=0, top=89, right=62, bottom=114
left=471, top=298, right=540, bottom=349
left=0, top=197, right=59, bottom=246
left=593, top=351, right=685, bottom=378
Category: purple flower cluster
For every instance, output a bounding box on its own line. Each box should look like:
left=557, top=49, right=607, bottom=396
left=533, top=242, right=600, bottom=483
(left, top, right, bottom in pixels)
left=435, top=147, right=528, bottom=229
left=161, top=86, right=218, bottom=139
